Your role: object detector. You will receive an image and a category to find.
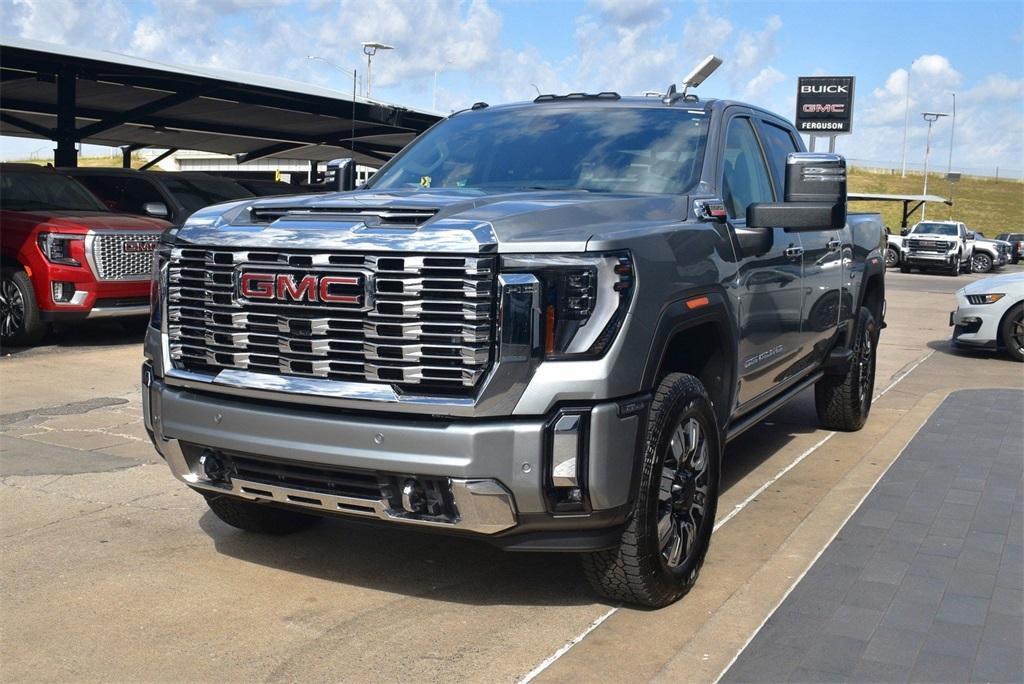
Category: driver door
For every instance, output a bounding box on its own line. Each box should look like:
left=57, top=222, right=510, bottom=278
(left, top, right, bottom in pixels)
left=724, top=114, right=805, bottom=408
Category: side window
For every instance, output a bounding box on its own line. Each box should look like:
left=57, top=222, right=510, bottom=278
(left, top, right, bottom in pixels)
left=74, top=175, right=125, bottom=211
left=722, top=117, right=774, bottom=220
left=116, top=179, right=164, bottom=214
left=759, top=121, right=800, bottom=199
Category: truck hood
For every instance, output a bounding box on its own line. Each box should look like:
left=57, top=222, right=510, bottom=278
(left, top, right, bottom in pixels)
left=2, top=209, right=170, bottom=232
left=174, top=188, right=690, bottom=253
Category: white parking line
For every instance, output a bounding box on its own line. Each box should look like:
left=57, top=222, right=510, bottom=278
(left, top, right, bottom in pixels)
left=515, top=349, right=937, bottom=684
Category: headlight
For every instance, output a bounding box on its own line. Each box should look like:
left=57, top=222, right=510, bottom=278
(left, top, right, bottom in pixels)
left=150, top=242, right=172, bottom=329
left=501, top=252, right=634, bottom=359
left=38, top=232, right=83, bottom=266
left=966, top=293, right=1004, bottom=305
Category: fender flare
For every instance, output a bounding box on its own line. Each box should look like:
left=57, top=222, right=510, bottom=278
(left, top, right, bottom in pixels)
left=641, top=289, right=738, bottom=424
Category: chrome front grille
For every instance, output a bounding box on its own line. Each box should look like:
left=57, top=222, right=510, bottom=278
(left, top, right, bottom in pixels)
left=87, top=232, right=162, bottom=281
left=166, top=247, right=496, bottom=391
left=907, top=238, right=949, bottom=253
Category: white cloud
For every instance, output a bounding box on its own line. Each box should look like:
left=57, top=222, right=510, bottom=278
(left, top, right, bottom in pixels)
left=734, top=15, right=782, bottom=75
left=1, top=0, right=132, bottom=46
left=743, top=66, right=786, bottom=103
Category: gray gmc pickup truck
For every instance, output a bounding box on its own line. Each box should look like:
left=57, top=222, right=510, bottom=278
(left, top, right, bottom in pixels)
left=143, top=92, right=886, bottom=607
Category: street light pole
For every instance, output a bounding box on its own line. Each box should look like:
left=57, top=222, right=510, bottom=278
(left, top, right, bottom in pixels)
left=920, top=111, right=949, bottom=220
left=361, top=42, right=394, bottom=98
left=432, top=60, right=452, bottom=112
left=947, top=92, right=956, bottom=175
left=306, top=55, right=359, bottom=96
left=900, top=68, right=911, bottom=178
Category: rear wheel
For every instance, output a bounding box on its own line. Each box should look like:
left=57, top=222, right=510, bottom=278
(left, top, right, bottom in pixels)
left=815, top=306, right=878, bottom=431
left=999, top=303, right=1024, bottom=362
left=582, top=373, right=720, bottom=608
left=0, top=268, right=45, bottom=348
left=971, top=252, right=993, bottom=273
left=204, top=494, right=323, bottom=534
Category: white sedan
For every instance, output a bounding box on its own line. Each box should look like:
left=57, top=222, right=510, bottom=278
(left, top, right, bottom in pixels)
left=950, top=271, right=1024, bottom=361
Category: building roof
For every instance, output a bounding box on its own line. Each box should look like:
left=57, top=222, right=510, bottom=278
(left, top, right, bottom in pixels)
left=848, top=192, right=952, bottom=205
left=0, top=36, right=441, bottom=166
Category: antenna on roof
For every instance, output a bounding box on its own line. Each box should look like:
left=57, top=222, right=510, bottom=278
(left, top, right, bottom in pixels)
left=679, top=54, right=723, bottom=99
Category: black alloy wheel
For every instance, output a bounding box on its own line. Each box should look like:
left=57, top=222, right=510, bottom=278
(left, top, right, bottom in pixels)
left=658, top=417, right=711, bottom=568
left=0, top=275, right=24, bottom=341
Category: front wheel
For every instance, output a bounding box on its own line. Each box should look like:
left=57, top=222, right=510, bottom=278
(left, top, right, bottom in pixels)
left=899, top=264, right=911, bottom=274
left=582, top=373, right=720, bottom=608
left=815, top=306, right=878, bottom=431
left=999, top=303, right=1024, bottom=362
left=971, top=252, right=993, bottom=273
left=885, top=247, right=899, bottom=268
left=0, top=268, right=45, bottom=348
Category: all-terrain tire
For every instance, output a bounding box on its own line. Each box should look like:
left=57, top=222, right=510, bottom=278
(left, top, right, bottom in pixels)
left=582, top=373, right=721, bottom=608
left=815, top=306, right=879, bottom=431
left=999, top=303, right=1024, bottom=362
left=204, top=494, right=323, bottom=534
left=0, top=267, right=45, bottom=348
left=885, top=247, right=899, bottom=268
left=899, top=264, right=911, bottom=274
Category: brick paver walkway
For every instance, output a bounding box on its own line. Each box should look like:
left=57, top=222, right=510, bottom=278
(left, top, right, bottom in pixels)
left=722, top=389, right=1024, bottom=683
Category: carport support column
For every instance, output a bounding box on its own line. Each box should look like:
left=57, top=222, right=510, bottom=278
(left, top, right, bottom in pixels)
left=308, top=160, right=318, bottom=184
left=54, top=68, right=78, bottom=168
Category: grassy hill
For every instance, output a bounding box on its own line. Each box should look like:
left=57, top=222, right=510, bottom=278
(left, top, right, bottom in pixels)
left=849, top=167, right=1023, bottom=234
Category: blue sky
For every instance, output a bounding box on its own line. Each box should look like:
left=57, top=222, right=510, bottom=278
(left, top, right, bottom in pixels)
left=2, top=0, right=1022, bottom=175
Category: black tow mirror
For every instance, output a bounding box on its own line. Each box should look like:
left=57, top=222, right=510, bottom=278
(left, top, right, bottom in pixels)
left=747, top=152, right=847, bottom=232
left=324, top=158, right=356, bottom=191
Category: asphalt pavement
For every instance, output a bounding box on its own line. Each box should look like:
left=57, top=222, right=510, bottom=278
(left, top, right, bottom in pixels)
left=1, top=266, right=1022, bottom=683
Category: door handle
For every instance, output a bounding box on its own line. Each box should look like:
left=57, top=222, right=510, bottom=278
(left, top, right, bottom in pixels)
left=784, top=246, right=804, bottom=259
left=827, top=239, right=842, bottom=251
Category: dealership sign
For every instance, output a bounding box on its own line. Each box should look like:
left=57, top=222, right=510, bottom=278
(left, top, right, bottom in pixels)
left=795, top=76, right=855, bottom=135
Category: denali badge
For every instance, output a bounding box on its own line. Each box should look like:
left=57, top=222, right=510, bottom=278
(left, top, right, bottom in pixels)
left=122, top=240, right=157, bottom=253
left=237, top=271, right=365, bottom=306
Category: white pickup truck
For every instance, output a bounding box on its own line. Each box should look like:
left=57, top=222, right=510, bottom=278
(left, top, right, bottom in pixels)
left=898, top=220, right=973, bottom=275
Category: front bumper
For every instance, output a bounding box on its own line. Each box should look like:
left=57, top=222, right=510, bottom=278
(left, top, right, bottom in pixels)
left=143, top=365, right=642, bottom=549
left=902, top=250, right=958, bottom=267
left=949, top=299, right=1001, bottom=349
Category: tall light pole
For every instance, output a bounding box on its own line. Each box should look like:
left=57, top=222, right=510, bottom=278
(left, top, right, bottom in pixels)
left=361, top=42, right=393, bottom=98
left=920, top=111, right=949, bottom=220
left=947, top=92, right=956, bottom=175
left=306, top=55, right=359, bottom=95
left=900, top=68, right=911, bottom=177
left=432, top=60, right=452, bottom=112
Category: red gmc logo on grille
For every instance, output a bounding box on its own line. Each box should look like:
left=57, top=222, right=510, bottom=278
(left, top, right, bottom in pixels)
left=238, top=272, right=363, bottom=305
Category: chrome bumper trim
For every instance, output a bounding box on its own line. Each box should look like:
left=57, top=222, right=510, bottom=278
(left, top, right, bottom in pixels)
left=154, top=436, right=517, bottom=534
left=87, top=305, right=151, bottom=319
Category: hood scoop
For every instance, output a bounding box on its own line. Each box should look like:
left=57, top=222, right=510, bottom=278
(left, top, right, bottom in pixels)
left=250, top=205, right=438, bottom=227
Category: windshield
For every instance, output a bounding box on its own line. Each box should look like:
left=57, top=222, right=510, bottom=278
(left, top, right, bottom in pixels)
left=368, top=106, right=710, bottom=195
left=0, top=171, right=108, bottom=212
left=913, top=222, right=958, bottom=236
left=161, top=176, right=252, bottom=213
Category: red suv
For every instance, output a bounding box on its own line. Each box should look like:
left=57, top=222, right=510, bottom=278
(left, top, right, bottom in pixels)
left=0, top=164, right=170, bottom=346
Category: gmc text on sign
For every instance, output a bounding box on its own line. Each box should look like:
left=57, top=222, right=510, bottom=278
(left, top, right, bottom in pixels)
left=795, top=76, right=855, bottom=134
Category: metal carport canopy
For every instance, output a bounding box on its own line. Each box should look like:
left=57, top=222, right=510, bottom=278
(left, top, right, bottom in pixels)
left=0, top=36, right=442, bottom=168
left=848, top=192, right=953, bottom=228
